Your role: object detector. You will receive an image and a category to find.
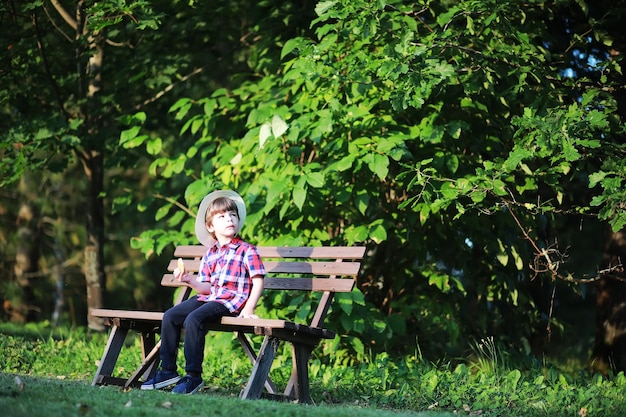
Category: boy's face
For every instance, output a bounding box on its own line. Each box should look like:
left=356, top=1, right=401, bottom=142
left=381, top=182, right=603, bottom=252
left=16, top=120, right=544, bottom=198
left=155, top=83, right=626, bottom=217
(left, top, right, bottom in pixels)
left=206, top=209, right=239, bottom=240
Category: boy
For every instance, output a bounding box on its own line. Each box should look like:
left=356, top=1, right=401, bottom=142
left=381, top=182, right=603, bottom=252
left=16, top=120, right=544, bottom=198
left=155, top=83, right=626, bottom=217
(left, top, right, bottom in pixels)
left=141, top=190, right=265, bottom=394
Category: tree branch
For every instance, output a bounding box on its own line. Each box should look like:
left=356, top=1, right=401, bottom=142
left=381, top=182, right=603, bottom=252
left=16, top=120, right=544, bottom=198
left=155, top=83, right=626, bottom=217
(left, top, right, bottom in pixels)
left=49, top=0, right=77, bottom=31
left=42, top=1, right=73, bottom=42
left=32, top=9, right=68, bottom=118
left=135, top=67, right=204, bottom=110
left=503, top=198, right=624, bottom=284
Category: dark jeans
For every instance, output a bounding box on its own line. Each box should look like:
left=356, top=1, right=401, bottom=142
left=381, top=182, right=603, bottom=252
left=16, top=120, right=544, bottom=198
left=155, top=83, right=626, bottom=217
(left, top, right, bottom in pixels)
left=159, top=297, right=231, bottom=375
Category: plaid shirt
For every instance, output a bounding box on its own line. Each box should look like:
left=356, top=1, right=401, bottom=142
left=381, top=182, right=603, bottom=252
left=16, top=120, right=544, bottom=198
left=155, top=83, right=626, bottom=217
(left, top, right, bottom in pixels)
left=195, top=237, right=266, bottom=313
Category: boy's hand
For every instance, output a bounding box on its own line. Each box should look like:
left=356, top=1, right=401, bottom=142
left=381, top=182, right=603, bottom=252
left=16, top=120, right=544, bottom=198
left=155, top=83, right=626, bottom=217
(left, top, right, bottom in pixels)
left=175, top=258, right=190, bottom=282
left=238, top=308, right=259, bottom=319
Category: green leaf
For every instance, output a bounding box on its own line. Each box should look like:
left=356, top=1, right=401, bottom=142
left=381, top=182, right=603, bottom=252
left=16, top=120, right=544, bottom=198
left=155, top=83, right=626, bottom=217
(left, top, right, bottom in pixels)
left=293, top=186, right=306, bottom=211
left=446, top=154, right=459, bottom=174
left=335, top=155, right=355, bottom=171
left=504, top=148, right=532, bottom=172
left=470, top=190, right=486, bottom=203
left=588, top=171, right=607, bottom=188
left=355, top=190, right=369, bottom=215
left=305, top=171, right=324, bottom=188
left=561, top=138, right=581, bottom=161
left=349, top=336, right=365, bottom=356
left=436, top=6, right=460, bottom=28
left=315, top=0, right=337, bottom=17
left=155, top=203, right=172, bottom=221
left=372, top=319, right=388, bottom=334
left=492, top=179, right=508, bottom=196
left=281, top=39, right=300, bottom=59
left=366, top=153, right=389, bottom=180
left=345, top=225, right=369, bottom=245
left=120, top=126, right=141, bottom=145
left=440, top=182, right=459, bottom=200
left=369, top=220, right=387, bottom=243
left=146, top=137, right=162, bottom=155
left=172, top=99, right=193, bottom=121
left=336, top=293, right=353, bottom=315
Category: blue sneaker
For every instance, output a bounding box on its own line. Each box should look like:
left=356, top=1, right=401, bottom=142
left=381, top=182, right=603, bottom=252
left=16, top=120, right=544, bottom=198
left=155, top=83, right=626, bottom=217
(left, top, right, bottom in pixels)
left=172, top=375, right=204, bottom=395
left=140, top=370, right=181, bottom=390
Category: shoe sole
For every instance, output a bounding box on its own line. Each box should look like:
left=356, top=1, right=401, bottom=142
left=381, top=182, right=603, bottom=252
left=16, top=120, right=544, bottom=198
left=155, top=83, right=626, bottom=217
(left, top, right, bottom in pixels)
left=140, top=376, right=181, bottom=390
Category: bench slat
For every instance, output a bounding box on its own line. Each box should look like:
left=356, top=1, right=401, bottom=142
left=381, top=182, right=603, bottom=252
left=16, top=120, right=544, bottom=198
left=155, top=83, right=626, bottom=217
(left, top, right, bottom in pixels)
left=160, top=276, right=355, bottom=292
left=91, top=308, right=164, bottom=321
left=168, top=260, right=362, bottom=276
left=174, top=245, right=366, bottom=259
left=90, top=309, right=334, bottom=341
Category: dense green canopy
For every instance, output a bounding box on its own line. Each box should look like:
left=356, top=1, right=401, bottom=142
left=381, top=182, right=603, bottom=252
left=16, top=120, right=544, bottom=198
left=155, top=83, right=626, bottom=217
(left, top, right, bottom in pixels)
left=1, top=0, right=625, bottom=368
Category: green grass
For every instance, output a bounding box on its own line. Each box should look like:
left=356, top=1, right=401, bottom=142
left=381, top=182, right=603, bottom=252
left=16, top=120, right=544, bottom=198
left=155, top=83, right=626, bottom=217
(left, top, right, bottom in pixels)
left=1, top=323, right=626, bottom=417
left=0, top=374, right=453, bottom=417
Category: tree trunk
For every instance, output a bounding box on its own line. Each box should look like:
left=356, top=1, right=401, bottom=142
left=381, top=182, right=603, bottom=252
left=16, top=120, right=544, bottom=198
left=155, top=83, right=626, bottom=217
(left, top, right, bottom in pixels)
left=51, top=226, right=66, bottom=326
left=84, top=147, right=106, bottom=330
left=590, top=230, right=626, bottom=374
left=11, top=184, right=40, bottom=322
left=75, top=0, right=107, bottom=330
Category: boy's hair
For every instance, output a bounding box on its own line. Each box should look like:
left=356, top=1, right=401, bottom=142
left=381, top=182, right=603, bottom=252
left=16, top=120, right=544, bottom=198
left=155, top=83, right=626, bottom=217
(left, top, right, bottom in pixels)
left=206, top=197, right=240, bottom=229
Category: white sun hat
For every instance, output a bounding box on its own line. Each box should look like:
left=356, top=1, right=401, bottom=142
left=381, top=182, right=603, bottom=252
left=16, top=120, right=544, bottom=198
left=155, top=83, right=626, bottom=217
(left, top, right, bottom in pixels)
left=194, top=190, right=247, bottom=247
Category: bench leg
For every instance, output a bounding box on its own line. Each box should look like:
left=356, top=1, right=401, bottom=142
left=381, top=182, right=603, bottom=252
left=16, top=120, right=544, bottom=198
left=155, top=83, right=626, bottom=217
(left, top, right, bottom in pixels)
left=285, top=343, right=313, bottom=403
left=240, top=336, right=280, bottom=400
left=92, top=325, right=129, bottom=386
left=138, top=331, right=159, bottom=381
left=125, top=339, right=161, bottom=388
left=236, top=332, right=279, bottom=395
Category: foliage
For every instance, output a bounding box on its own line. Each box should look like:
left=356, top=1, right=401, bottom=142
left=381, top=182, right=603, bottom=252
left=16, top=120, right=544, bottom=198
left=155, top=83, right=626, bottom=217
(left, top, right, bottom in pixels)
left=2, top=0, right=626, bottom=369
left=0, top=0, right=319, bottom=323
left=0, top=0, right=164, bottom=182
left=1, top=325, right=626, bottom=416
left=119, top=0, right=625, bottom=361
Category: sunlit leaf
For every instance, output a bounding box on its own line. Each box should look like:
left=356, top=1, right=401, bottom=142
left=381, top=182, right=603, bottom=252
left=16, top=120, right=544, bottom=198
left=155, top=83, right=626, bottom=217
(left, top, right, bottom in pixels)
left=271, top=115, right=288, bottom=138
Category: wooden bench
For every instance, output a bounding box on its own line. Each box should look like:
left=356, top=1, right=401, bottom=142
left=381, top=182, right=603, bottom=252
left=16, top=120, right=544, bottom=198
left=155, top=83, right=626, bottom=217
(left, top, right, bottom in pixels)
left=90, top=245, right=365, bottom=403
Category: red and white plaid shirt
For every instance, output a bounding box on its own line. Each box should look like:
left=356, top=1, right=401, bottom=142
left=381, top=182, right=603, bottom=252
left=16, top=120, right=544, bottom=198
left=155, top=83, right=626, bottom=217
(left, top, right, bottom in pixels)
left=195, top=237, right=265, bottom=314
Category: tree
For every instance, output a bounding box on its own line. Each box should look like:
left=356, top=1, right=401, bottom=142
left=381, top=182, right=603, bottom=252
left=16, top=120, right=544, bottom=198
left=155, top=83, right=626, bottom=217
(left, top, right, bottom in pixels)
left=1, top=0, right=175, bottom=328
left=0, top=0, right=321, bottom=327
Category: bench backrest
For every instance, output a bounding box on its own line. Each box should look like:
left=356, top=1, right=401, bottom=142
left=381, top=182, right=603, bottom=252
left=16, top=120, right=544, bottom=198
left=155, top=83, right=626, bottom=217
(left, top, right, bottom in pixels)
left=161, top=245, right=366, bottom=328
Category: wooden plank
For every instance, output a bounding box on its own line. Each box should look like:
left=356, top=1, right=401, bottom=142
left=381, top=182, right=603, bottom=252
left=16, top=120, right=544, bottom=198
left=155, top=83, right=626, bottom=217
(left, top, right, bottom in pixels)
left=219, top=317, right=288, bottom=328
left=91, top=325, right=129, bottom=386
left=236, top=332, right=279, bottom=395
left=174, top=245, right=366, bottom=260
left=167, top=260, right=362, bottom=276
left=261, top=278, right=354, bottom=292
left=210, top=319, right=334, bottom=341
left=126, top=340, right=160, bottom=388
left=91, top=310, right=333, bottom=340
left=311, top=291, right=334, bottom=327
left=259, top=246, right=366, bottom=259
left=96, top=376, right=128, bottom=386
left=290, top=343, right=313, bottom=403
left=160, top=276, right=354, bottom=292
left=91, top=308, right=164, bottom=322
left=240, top=336, right=281, bottom=400
left=261, top=327, right=335, bottom=344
